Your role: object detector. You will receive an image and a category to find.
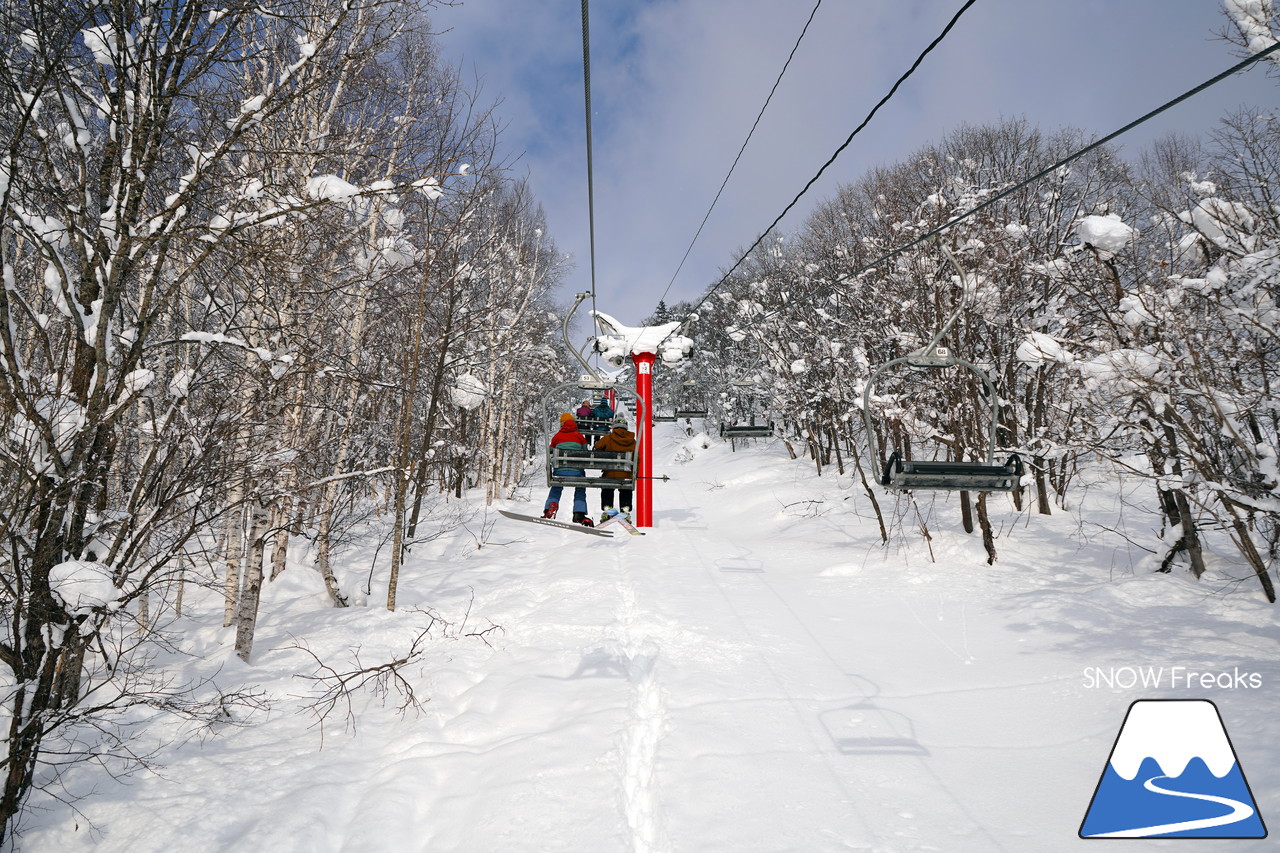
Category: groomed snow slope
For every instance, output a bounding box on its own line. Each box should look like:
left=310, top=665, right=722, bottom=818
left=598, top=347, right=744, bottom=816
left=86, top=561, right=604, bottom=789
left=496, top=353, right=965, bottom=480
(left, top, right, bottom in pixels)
left=18, top=424, right=1280, bottom=852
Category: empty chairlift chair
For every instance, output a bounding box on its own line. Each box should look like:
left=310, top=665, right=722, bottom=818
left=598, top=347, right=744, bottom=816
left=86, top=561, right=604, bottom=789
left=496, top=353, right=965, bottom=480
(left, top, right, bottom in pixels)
left=861, top=243, right=1022, bottom=493
left=719, top=417, right=774, bottom=439
left=720, top=374, right=773, bottom=439
left=673, top=381, right=708, bottom=420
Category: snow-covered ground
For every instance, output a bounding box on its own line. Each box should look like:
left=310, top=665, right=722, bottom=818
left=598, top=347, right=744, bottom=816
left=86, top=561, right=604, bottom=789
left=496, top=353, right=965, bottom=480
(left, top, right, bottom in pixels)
left=18, top=423, right=1280, bottom=852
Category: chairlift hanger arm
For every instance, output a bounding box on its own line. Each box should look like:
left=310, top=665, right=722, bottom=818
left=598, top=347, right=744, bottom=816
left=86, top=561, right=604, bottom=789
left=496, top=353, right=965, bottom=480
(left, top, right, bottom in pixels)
left=563, top=292, right=606, bottom=383
left=862, top=241, right=1002, bottom=481
left=912, top=238, right=971, bottom=363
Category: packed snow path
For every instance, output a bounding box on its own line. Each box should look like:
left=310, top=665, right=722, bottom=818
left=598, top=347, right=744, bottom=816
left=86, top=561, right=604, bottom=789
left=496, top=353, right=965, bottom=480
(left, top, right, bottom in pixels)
left=20, top=425, right=1280, bottom=852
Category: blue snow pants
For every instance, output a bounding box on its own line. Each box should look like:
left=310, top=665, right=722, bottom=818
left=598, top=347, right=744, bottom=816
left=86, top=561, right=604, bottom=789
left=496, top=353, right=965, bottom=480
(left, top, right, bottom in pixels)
left=544, top=486, right=587, bottom=515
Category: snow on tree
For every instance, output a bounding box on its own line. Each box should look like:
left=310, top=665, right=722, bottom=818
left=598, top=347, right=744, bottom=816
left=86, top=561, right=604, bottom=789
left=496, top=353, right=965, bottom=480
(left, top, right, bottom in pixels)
left=0, top=0, right=570, bottom=838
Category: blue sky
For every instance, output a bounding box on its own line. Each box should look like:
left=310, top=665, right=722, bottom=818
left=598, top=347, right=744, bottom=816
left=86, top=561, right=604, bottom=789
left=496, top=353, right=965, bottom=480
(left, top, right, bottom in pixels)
left=429, top=0, right=1278, bottom=327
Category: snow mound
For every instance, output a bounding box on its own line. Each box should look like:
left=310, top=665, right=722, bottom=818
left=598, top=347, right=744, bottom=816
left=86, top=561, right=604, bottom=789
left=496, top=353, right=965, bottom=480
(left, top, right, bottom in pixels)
left=49, top=559, right=117, bottom=614
left=1077, top=214, right=1136, bottom=253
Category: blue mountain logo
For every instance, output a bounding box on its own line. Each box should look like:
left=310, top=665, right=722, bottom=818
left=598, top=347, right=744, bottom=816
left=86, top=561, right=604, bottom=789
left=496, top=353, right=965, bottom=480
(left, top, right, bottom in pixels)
left=1080, top=699, right=1266, bottom=839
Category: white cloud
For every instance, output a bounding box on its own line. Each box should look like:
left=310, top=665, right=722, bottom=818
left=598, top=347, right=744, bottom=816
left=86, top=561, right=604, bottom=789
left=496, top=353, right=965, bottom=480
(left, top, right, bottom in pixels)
left=431, top=0, right=1277, bottom=326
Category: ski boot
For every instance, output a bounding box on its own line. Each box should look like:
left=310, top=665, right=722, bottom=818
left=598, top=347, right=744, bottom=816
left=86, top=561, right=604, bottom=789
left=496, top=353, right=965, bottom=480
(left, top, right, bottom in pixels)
left=599, top=506, right=614, bottom=524
left=572, top=511, right=595, bottom=527
left=542, top=502, right=558, bottom=519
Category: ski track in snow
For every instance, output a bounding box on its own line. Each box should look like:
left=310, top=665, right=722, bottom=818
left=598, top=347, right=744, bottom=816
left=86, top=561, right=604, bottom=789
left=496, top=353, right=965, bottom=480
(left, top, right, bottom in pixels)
left=15, top=424, right=1280, bottom=853
left=613, top=562, right=671, bottom=853
left=668, top=473, right=994, bottom=852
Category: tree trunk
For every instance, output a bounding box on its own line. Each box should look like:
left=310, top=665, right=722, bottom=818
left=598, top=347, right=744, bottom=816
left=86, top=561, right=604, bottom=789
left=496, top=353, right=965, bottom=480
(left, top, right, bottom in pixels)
left=850, top=441, right=887, bottom=544
left=174, top=551, right=186, bottom=618
left=387, top=469, right=408, bottom=612
left=959, top=490, right=974, bottom=534
left=234, top=501, right=270, bottom=662
left=1219, top=496, right=1276, bottom=602
left=223, top=503, right=246, bottom=628
left=976, top=492, right=997, bottom=565
left=268, top=496, right=291, bottom=582
left=1034, top=457, right=1051, bottom=515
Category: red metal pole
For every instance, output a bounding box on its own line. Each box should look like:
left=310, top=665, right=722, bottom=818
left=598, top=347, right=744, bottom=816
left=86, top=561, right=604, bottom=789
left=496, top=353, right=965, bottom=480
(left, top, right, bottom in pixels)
left=632, top=351, right=655, bottom=527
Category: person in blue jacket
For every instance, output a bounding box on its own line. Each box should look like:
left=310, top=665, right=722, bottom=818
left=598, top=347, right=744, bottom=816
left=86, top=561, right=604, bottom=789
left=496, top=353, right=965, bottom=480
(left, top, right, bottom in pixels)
left=585, top=397, right=614, bottom=448
left=591, top=397, right=614, bottom=422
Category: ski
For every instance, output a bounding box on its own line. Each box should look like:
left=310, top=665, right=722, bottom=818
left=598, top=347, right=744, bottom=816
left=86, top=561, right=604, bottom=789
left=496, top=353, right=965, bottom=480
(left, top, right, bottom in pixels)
left=597, top=513, right=646, bottom=535
left=498, top=509, right=614, bottom=537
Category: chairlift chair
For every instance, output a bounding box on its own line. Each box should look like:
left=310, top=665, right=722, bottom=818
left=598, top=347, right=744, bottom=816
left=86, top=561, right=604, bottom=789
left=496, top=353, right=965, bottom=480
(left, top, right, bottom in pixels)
left=541, top=294, right=643, bottom=490
left=542, top=380, right=644, bottom=492
left=575, top=414, right=614, bottom=438
left=719, top=416, right=774, bottom=439
left=861, top=242, right=1022, bottom=493
left=673, top=379, right=708, bottom=420
left=720, top=371, right=773, bottom=439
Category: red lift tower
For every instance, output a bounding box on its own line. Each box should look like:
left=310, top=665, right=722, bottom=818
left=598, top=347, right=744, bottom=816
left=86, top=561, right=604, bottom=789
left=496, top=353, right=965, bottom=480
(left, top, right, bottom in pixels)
left=591, top=311, right=693, bottom=529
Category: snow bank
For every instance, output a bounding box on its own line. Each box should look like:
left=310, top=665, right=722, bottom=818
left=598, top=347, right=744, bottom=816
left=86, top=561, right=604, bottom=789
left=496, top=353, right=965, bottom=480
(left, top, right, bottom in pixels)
left=673, top=431, right=713, bottom=464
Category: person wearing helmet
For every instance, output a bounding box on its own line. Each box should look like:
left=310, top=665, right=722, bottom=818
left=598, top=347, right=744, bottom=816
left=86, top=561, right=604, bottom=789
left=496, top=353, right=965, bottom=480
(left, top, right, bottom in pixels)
left=594, top=414, right=636, bottom=522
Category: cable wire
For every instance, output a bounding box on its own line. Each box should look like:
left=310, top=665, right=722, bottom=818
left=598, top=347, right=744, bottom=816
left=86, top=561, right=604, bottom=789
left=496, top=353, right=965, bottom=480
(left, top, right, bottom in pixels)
left=664, top=0, right=979, bottom=342
left=655, top=0, right=824, bottom=312
left=723, top=39, right=1280, bottom=342
left=580, top=0, right=598, bottom=323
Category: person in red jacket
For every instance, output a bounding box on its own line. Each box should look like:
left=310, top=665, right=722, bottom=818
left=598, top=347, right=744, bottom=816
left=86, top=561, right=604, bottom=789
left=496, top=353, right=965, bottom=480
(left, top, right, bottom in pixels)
left=594, top=414, right=636, bottom=522
left=544, top=413, right=594, bottom=525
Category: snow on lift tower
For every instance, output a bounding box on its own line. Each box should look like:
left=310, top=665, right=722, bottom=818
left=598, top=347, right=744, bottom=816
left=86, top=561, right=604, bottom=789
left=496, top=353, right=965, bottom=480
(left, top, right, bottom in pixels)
left=860, top=240, right=1023, bottom=493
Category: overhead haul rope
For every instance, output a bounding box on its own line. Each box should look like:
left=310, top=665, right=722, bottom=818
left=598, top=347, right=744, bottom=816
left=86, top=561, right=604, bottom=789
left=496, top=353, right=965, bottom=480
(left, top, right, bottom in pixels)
left=653, top=0, right=980, bottom=351
left=655, top=0, right=825, bottom=312
left=580, top=0, right=599, bottom=324
left=719, top=38, right=1280, bottom=344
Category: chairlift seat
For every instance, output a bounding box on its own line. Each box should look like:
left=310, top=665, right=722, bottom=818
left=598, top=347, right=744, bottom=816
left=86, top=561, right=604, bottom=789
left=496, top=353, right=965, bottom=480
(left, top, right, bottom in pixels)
left=720, top=422, right=774, bottom=438
left=881, top=453, right=1023, bottom=492
left=546, top=447, right=635, bottom=489
left=653, top=414, right=678, bottom=423
left=674, top=409, right=708, bottom=419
